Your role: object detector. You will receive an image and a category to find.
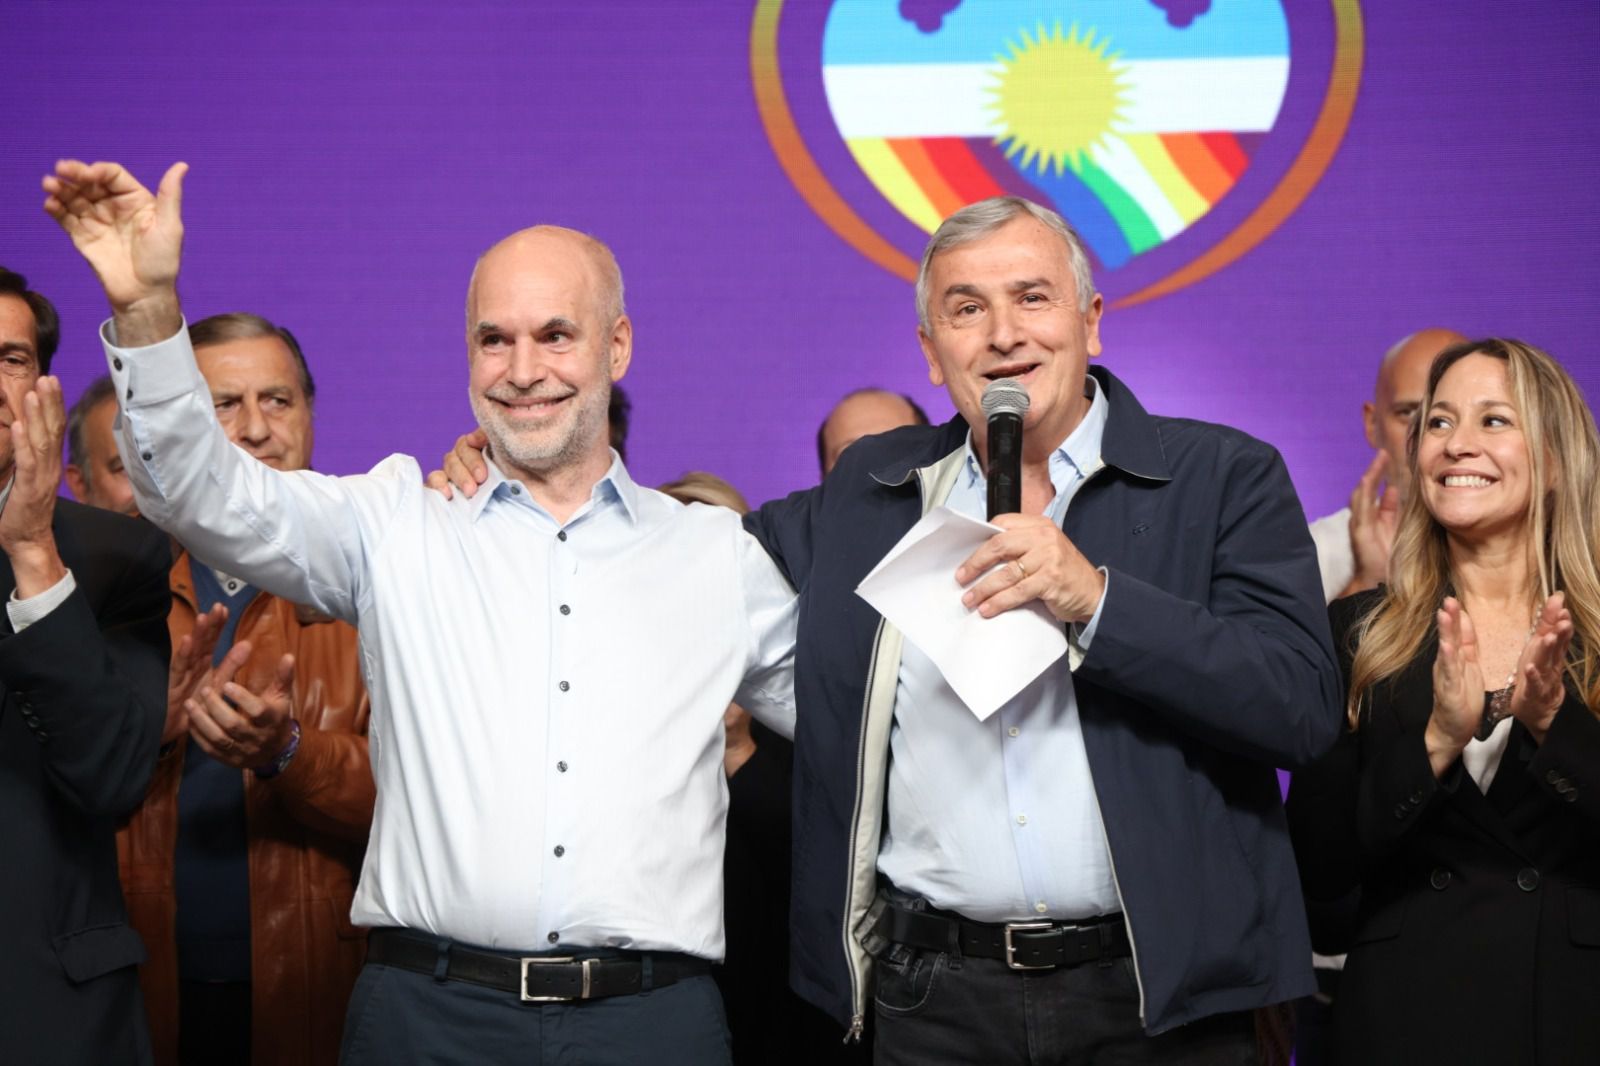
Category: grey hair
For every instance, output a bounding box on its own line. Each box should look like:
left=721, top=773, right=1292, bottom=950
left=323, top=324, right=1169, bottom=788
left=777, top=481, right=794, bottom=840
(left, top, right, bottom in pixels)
left=66, top=374, right=119, bottom=479
left=915, top=196, right=1096, bottom=332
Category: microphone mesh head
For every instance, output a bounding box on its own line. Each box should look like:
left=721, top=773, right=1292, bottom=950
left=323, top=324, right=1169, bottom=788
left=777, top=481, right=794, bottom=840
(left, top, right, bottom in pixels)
left=981, top=378, right=1030, bottom=419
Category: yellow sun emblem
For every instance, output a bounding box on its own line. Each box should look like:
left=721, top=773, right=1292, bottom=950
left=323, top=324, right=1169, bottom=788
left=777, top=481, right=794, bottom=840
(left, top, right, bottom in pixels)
left=988, top=21, right=1131, bottom=176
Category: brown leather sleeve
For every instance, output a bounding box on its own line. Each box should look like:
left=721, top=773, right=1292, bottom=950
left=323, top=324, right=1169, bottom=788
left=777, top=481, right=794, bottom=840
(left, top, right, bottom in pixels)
left=269, top=712, right=375, bottom=842
left=254, top=606, right=374, bottom=843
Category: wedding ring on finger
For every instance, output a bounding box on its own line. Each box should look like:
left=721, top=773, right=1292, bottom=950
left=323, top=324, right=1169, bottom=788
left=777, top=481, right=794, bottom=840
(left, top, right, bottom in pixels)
left=1014, top=559, right=1028, bottom=579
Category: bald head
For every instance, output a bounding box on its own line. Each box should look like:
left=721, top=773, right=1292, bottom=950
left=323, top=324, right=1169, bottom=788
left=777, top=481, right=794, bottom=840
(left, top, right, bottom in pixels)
left=1365, top=327, right=1468, bottom=495
left=818, top=388, right=928, bottom=475
left=465, top=225, right=634, bottom=487
left=467, top=226, right=626, bottom=335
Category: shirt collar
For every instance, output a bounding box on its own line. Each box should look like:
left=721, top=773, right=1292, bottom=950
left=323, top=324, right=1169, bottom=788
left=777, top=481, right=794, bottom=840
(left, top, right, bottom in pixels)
left=468, top=449, right=640, bottom=526
left=961, top=375, right=1109, bottom=490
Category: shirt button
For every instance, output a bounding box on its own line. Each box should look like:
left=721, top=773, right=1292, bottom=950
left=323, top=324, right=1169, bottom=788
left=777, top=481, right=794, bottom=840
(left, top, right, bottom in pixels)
left=126, top=387, right=134, bottom=400
left=557, top=761, right=568, bottom=773
left=141, top=451, right=154, bottom=461
left=559, top=681, right=570, bottom=692
left=1007, top=727, right=1020, bottom=737
left=113, top=357, right=123, bottom=370
left=553, top=845, right=565, bottom=857
left=547, top=932, right=560, bottom=944
left=509, top=484, right=522, bottom=495
left=1034, top=902, right=1048, bottom=914
left=560, top=604, right=571, bottom=616
left=1016, top=814, right=1027, bottom=826
left=1429, top=868, right=1451, bottom=890
left=1516, top=868, right=1541, bottom=892
left=557, top=531, right=568, bottom=542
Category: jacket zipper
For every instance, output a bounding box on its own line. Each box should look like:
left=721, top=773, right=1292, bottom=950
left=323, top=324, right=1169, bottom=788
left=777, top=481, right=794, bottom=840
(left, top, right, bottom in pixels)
left=840, top=614, right=886, bottom=1044
left=839, top=459, right=955, bottom=1042
left=1103, top=841, right=1146, bottom=1023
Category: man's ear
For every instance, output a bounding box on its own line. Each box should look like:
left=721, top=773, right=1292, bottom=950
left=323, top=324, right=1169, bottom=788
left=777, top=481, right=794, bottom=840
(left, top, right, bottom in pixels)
left=608, top=314, right=633, bottom=383
left=64, top=464, right=89, bottom=502
left=1362, top=401, right=1379, bottom=450
left=918, top=327, right=946, bottom=388
left=1083, top=292, right=1104, bottom=359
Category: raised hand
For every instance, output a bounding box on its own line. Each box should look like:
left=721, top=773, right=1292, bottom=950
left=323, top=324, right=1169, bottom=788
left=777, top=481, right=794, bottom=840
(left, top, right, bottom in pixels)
left=0, top=377, right=69, bottom=597
left=425, top=428, right=491, bottom=499
left=1426, top=597, right=1485, bottom=775
left=1345, top=450, right=1401, bottom=594
left=164, top=604, right=229, bottom=746
left=954, top=513, right=1105, bottom=624
left=42, top=160, right=187, bottom=343
left=1509, top=592, right=1573, bottom=742
left=187, top=640, right=298, bottom=770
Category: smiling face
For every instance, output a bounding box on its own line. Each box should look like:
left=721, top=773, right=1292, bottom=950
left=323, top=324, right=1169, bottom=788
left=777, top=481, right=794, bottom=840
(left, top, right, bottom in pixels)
left=466, top=228, right=631, bottom=481
left=917, top=214, right=1102, bottom=459
left=1418, top=353, right=1535, bottom=543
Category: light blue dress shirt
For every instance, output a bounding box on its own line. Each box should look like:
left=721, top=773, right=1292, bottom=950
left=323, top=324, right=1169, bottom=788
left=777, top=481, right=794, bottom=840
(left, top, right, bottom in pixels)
left=877, top=379, right=1121, bottom=922
left=102, top=323, right=797, bottom=960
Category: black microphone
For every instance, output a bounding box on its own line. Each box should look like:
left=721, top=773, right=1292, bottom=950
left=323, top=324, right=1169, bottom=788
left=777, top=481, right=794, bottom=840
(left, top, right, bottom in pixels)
left=982, top=378, right=1029, bottom=519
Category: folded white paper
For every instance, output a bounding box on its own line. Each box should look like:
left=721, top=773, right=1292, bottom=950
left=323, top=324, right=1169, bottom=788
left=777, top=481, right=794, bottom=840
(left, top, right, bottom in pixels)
left=856, top=507, right=1068, bottom=720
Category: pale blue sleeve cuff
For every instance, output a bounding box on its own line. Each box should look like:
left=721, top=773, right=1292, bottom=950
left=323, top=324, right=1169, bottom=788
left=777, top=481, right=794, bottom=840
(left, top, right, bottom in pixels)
left=8, top=569, right=77, bottom=632
left=1068, top=567, right=1110, bottom=670
left=100, top=317, right=205, bottom=409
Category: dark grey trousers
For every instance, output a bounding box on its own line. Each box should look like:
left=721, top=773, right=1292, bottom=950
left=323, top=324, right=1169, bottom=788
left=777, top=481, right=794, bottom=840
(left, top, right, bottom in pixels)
left=872, top=945, right=1261, bottom=1066
left=338, top=961, right=731, bottom=1065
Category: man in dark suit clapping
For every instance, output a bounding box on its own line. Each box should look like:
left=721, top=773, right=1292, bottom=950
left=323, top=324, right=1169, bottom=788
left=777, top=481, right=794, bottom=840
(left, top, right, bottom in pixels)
left=0, top=267, right=171, bottom=1065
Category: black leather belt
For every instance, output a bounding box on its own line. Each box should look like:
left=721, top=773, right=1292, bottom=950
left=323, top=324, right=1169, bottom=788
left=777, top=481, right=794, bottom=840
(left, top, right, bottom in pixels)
left=875, top=905, right=1131, bottom=971
left=366, top=929, right=712, bottom=1002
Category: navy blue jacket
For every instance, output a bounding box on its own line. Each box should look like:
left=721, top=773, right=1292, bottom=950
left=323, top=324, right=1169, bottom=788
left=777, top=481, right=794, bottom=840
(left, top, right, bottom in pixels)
left=746, top=366, right=1341, bottom=1035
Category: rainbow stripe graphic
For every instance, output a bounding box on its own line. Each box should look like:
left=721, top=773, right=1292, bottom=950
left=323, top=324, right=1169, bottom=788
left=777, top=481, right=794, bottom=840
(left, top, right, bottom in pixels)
left=822, top=1, right=1291, bottom=270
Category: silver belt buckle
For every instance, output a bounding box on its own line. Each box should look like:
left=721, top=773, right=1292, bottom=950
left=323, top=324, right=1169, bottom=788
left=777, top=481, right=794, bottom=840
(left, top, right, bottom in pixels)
left=520, top=956, right=594, bottom=1001
left=1003, top=921, right=1057, bottom=971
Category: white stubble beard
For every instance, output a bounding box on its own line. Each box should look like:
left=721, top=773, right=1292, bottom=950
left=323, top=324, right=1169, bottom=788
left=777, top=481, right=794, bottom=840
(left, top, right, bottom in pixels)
left=470, top=378, right=612, bottom=478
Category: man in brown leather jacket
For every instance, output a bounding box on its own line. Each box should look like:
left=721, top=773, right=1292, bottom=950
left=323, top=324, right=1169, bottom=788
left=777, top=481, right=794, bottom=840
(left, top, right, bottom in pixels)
left=92, top=313, right=373, bottom=1066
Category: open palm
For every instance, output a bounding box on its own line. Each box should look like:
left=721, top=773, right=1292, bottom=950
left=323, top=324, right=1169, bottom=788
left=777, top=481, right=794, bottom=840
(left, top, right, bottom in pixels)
left=42, top=160, right=186, bottom=309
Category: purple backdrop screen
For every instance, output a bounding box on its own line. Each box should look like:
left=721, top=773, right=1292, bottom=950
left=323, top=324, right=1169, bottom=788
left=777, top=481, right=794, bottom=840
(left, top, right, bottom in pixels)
left=6, top=0, right=1599, bottom=522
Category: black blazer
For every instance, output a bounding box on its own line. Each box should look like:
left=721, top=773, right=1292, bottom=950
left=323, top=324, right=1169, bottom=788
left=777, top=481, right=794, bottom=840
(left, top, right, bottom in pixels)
left=0, top=499, right=171, bottom=1065
left=1288, top=590, right=1600, bottom=1066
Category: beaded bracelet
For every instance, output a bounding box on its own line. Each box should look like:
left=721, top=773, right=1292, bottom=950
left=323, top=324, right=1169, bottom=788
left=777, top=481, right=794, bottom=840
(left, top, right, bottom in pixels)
left=253, top=719, right=302, bottom=779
